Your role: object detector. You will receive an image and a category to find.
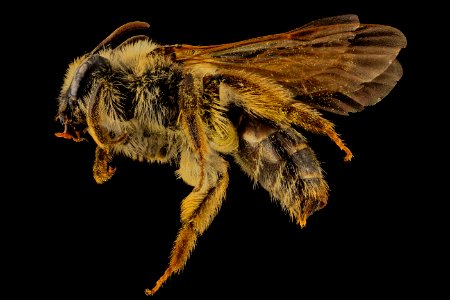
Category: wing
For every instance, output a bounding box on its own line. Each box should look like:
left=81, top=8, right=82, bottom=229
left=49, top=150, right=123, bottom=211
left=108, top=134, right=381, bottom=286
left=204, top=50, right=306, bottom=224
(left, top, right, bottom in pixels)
left=170, top=14, right=407, bottom=115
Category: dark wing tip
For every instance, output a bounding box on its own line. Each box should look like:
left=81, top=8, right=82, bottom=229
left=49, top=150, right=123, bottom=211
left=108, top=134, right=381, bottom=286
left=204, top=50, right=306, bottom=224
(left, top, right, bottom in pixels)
left=355, top=24, right=407, bottom=49
left=347, top=59, right=403, bottom=107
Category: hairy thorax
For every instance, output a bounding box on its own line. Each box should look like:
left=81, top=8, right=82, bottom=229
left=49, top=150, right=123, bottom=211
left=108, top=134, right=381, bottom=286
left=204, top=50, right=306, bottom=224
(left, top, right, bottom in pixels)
left=96, top=41, right=185, bottom=163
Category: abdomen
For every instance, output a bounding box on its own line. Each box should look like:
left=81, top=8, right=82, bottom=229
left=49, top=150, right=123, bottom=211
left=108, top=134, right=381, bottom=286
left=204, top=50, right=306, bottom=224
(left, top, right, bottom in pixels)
left=233, top=116, right=329, bottom=226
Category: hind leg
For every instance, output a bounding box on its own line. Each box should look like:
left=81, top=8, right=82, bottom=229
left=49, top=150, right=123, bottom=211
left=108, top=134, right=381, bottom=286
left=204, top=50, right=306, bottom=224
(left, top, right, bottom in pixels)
left=220, top=73, right=353, bottom=161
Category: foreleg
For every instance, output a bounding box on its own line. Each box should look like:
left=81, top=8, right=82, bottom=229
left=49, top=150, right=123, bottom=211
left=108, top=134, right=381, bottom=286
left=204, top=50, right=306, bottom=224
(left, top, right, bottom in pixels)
left=92, top=146, right=116, bottom=184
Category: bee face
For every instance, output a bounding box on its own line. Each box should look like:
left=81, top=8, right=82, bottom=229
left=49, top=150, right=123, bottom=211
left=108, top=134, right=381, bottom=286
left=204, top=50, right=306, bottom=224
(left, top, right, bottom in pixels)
left=55, top=54, right=110, bottom=142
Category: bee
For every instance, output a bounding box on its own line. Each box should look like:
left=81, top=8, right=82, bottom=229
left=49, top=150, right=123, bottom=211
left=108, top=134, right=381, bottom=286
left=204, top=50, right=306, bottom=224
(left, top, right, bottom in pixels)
left=54, top=14, right=406, bottom=295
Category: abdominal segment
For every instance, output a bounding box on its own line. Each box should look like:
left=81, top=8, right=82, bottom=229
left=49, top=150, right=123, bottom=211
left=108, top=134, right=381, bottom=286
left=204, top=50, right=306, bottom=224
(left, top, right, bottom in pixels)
left=233, top=116, right=329, bottom=226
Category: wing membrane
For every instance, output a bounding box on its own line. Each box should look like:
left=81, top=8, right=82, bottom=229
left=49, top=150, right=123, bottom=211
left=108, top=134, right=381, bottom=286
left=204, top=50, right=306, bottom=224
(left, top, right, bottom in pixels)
left=172, top=14, right=406, bottom=115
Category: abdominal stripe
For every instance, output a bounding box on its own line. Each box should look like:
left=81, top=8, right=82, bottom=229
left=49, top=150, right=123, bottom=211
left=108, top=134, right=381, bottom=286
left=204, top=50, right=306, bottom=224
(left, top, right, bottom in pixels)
left=263, top=129, right=322, bottom=181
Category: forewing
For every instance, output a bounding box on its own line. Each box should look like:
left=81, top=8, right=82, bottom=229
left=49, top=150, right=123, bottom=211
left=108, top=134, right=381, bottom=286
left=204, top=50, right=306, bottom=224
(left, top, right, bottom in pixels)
left=172, top=14, right=407, bottom=115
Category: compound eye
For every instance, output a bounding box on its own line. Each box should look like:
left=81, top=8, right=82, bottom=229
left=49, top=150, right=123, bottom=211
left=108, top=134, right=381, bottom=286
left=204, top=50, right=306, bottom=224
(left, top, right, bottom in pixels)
left=68, top=54, right=111, bottom=104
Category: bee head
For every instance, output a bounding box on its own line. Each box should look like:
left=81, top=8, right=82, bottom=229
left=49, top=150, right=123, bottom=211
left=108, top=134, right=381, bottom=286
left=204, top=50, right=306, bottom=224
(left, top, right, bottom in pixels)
left=55, top=54, right=110, bottom=142
left=55, top=21, right=151, bottom=142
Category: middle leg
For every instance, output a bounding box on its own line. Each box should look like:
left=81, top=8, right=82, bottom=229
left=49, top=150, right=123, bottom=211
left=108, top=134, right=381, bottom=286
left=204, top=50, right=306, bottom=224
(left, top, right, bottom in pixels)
left=145, top=73, right=230, bottom=295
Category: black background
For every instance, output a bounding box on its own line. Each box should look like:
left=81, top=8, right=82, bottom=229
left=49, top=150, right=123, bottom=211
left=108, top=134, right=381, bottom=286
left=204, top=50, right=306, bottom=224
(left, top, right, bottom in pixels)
left=7, top=1, right=443, bottom=299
